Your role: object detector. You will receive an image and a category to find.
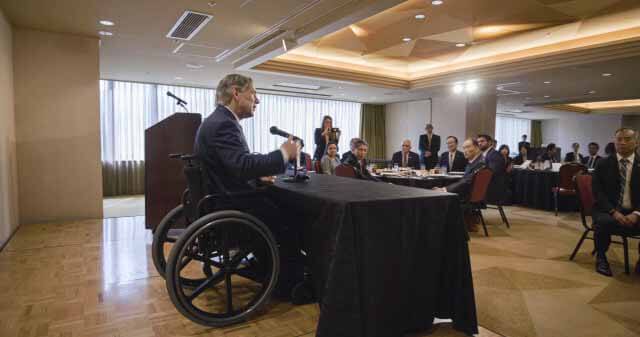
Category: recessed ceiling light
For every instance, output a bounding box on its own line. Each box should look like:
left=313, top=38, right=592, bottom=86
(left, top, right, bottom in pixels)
left=402, top=37, right=412, bottom=42
left=208, top=1, right=217, bottom=7
left=98, top=31, right=113, bottom=36
left=465, top=81, right=478, bottom=93
left=453, top=83, right=464, bottom=94
left=432, top=0, right=444, bottom=5
left=274, top=82, right=321, bottom=90
left=543, top=81, right=552, bottom=84
left=455, top=43, right=466, bottom=47
left=186, top=63, right=204, bottom=69
left=175, top=76, right=183, bottom=80
left=588, top=90, right=596, bottom=94
left=602, top=73, right=612, bottom=77
left=415, top=14, right=426, bottom=20
left=544, top=95, right=550, bottom=98
left=99, top=20, right=114, bottom=26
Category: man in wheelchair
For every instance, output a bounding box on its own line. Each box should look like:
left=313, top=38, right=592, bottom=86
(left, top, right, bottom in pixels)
left=193, top=73, right=304, bottom=299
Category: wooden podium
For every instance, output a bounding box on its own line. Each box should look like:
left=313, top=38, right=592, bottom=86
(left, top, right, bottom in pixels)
left=144, top=113, right=201, bottom=230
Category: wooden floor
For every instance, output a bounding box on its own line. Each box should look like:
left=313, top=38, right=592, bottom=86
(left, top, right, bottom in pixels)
left=2, top=203, right=639, bottom=337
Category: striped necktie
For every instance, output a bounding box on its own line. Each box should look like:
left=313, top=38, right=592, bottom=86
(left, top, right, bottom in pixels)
left=618, top=158, right=629, bottom=207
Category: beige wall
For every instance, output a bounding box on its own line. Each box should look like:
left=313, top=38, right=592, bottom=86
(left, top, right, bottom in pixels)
left=0, top=9, right=18, bottom=246
left=13, top=28, right=102, bottom=224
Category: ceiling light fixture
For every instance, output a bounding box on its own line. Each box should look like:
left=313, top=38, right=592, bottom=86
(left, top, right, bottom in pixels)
left=543, top=81, right=552, bottom=84
left=98, top=31, right=113, bottom=36
left=432, top=0, right=444, bottom=5
left=465, top=81, right=478, bottom=93
left=455, top=43, right=466, bottom=47
left=175, top=76, right=183, bottom=80
left=402, top=37, right=412, bottom=42
left=186, top=63, right=204, bottom=69
left=588, top=90, right=596, bottom=94
left=602, top=73, right=612, bottom=77
left=544, top=95, right=550, bottom=98
left=99, top=20, right=114, bottom=26
left=453, top=83, right=464, bottom=94
left=415, top=14, right=426, bottom=20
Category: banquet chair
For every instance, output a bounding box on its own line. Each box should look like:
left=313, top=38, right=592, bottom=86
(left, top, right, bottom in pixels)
left=552, top=162, right=587, bottom=216
left=571, top=173, right=640, bottom=274
left=314, top=160, right=322, bottom=174
left=468, top=168, right=494, bottom=237
left=335, top=164, right=357, bottom=178
left=304, top=153, right=313, bottom=171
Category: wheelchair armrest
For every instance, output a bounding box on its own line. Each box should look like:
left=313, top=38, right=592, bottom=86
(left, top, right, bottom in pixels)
left=181, top=154, right=198, bottom=161
left=169, top=153, right=185, bottom=159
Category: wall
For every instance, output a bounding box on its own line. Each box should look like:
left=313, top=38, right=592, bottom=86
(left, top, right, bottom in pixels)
left=13, top=28, right=102, bottom=224
left=621, top=115, right=640, bottom=131
left=541, top=114, right=622, bottom=156
left=385, top=94, right=466, bottom=159
left=0, top=9, right=18, bottom=246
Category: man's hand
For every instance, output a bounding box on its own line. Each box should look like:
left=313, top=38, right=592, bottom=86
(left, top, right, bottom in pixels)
left=281, top=136, right=298, bottom=159
left=259, top=176, right=276, bottom=184
left=613, top=211, right=633, bottom=227
left=432, top=187, right=446, bottom=192
left=624, top=213, right=639, bottom=227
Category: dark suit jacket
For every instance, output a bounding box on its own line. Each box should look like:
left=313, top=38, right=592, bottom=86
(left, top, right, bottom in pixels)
left=419, top=133, right=441, bottom=168
left=343, top=155, right=379, bottom=181
left=541, top=152, right=558, bottom=163
left=483, top=148, right=507, bottom=203
left=392, top=151, right=420, bottom=169
left=194, top=105, right=285, bottom=192
left=564, top=152, right=584, bottom=163
left=446, top=155, right=486, bottom=200
left=439, top=150, right=466, bottom=172
left=518, top=141, right=531, bottom=151
left=341, top=151, right=355, bottom=164
left=592, top=154, right=640, bottom=214
left=582, top=155, right=602, bottom=169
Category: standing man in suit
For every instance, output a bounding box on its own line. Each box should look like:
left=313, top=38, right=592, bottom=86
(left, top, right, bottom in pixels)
left=564, top=142, right=584, bottom=163
left=439, top=136, right=466, bottom=172
left=392, top=139, right=420, bottom=169
left=592, top=128, right=640, bottom=276
left=343, top=139, right=379, bottom=181
left=419, top=123, right=441, bottom=170
left=194, top=74, right=303, bottom=297
left=478, top=134, right=506, bottom=204
left=582, top=142, right=602, bottom=169
left=518, top=134, right=531, bottom=151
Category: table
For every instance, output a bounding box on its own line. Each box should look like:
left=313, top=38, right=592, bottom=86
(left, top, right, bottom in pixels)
left=510, top=169, right=577, bottom=211
left=378, top=174, right=462, bottom=189
left=268, top=174, right=477, bottom=337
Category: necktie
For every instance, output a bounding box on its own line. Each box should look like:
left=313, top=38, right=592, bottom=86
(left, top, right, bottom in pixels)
left=449, top=152, right=454, bottom=170
left=618, top=158, right=629, bottom=207
left=361, top=160, right=366, bottom=175
left=588, top=157, right=594, bottom=168
left=403, top=153, right=407, bottom=167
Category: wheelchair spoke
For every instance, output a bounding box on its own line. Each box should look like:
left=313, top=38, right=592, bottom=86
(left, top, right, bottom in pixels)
left=187, top=271, right=225, bottom=302
left=178, top=256, right=193, bottom=271
left=229, top=248, right=253, bottom=270
left=225, top=271, right=233, bottom=314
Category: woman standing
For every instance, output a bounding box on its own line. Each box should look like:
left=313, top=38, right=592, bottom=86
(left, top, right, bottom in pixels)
left=314, top=115, right=340, bottom=160
left=321, top=142, right=341, bottom=175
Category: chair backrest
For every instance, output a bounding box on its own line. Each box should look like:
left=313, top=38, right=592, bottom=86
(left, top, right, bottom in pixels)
left=314, top=160, right=322, bottom=174
left=558, top=162, right=586, bottom=190
left=335, top=164, right=357, bottom=178
left=304, top=153, right=313, bottom=170
left=469, top=168, right=493, bottom=203
left=574, top=173, right=594, bottom=222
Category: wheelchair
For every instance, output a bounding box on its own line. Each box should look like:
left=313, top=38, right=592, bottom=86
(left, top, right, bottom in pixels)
left=151, top=154, right=287, bottom=327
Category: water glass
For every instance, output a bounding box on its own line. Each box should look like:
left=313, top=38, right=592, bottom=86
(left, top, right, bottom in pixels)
left=393, top=163, right=399, bottom=172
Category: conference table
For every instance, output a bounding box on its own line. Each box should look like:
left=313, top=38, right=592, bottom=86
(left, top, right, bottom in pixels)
left=377, top=172, right=462, bottom=189
left=510, top=168, right=578, bottom=211
left=268, top=173, right=477, bottom=337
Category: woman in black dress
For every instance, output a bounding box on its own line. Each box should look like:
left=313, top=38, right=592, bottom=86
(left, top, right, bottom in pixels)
left=313, top=115, right=340, bottom=160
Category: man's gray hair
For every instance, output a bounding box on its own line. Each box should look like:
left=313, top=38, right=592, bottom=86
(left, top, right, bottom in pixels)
left=216, top=74, right=253, bottom=105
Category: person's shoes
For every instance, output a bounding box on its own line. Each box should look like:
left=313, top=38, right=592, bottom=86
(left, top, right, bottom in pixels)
left=595, top=255, right=613, bottom=277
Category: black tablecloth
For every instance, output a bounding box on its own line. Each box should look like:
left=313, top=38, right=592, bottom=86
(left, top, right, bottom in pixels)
left=510, top=169, right=577, bottom=211
left=379, top=174, right=462, bottom=189
left=268, top=174, right=477, bottom=337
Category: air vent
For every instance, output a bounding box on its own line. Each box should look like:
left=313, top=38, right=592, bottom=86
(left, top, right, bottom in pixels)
left=247, top=29, right=287, bottom=50
left=257, top=87, right=332, bottom=98
left=167, top=11, right=213, bottom=41
left=273, top=82, right=322, bottom=90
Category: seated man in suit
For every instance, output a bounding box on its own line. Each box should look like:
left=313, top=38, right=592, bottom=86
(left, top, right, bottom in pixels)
left=564, top=142, right=584, bottom=163
left=540, top=143, right=558, bottom=163
left=341, top=137, right=361, bottom=164
left=518, top=134, right=531, bottom=152
left=343, top=139, right=379, bottom=181
left=194, top=73, right=303, bottom=297
left=582, top=142, right=602, bottom=169
left=592, top=128, right=640, bottom=277
left=392, top=139, right=420, bottom=169
left=439, top=136, right=466, bottom=172
left=477, top=134, right=506, bottom=204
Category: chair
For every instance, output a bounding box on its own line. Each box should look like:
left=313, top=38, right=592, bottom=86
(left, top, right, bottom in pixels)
left=304, top=153, right=312, bottom=171
left=314, top=160, right=322, bottom=174
left=335, top=164, right=357, bottom=178
left=468, top=168, right=494, bottom=237
left=552, top=162, right=586, bottom=216
left=571, top=173, right=640, bottom=274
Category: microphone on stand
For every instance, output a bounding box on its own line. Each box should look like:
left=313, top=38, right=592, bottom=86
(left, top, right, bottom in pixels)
left=166, top=91, right=188, bottom=112
left=269, top=126, right=304, bottom=147
left=270, top=126, right=309, bottom=182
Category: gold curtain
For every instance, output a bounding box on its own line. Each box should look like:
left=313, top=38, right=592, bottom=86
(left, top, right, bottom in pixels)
left=360, top=104, right=386, bottom=160
left=102, top=161, right=145, bottom=197
left=531, top=120, right=542, bottom=148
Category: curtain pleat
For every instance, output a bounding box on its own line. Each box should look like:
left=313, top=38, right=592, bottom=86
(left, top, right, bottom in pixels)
left=531, top=120, right=543, bottom=148
left=495, top=115, right=532, bottom=155
left=359, top=104, right=386, bottom=160
left=102, top=161, right=145, bottom=196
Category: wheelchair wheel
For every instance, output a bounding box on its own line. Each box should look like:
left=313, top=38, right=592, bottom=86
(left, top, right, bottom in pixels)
left=165, top=210, right=280, bottom=327
left=152, top=205, right=213, bottom=286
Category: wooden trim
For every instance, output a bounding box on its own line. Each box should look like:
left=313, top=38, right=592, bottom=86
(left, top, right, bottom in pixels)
left=544, top=104, right=592, bottom=114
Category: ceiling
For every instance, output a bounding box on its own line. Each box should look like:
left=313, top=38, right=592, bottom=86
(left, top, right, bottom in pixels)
left=1, top=0, right=639, bottom=119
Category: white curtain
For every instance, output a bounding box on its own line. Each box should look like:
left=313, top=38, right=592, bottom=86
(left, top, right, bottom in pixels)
left=100, top=79, right=361, bottom=161
left=495, top=115, right=531, bottom=155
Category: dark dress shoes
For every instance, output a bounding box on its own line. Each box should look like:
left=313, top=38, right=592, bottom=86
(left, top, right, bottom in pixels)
left=596, top=255, right=613, bottom=277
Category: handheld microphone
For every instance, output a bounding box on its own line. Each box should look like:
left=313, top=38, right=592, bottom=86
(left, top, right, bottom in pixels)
left=166, top=91, right=187, bottom=105
left=270, top=126, right=304, bottom=147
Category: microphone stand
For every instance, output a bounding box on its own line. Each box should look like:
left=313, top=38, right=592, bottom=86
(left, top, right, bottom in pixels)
left=176, top=101, right=189, bottom=113
left=283, top=139, right=309, bottom=183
